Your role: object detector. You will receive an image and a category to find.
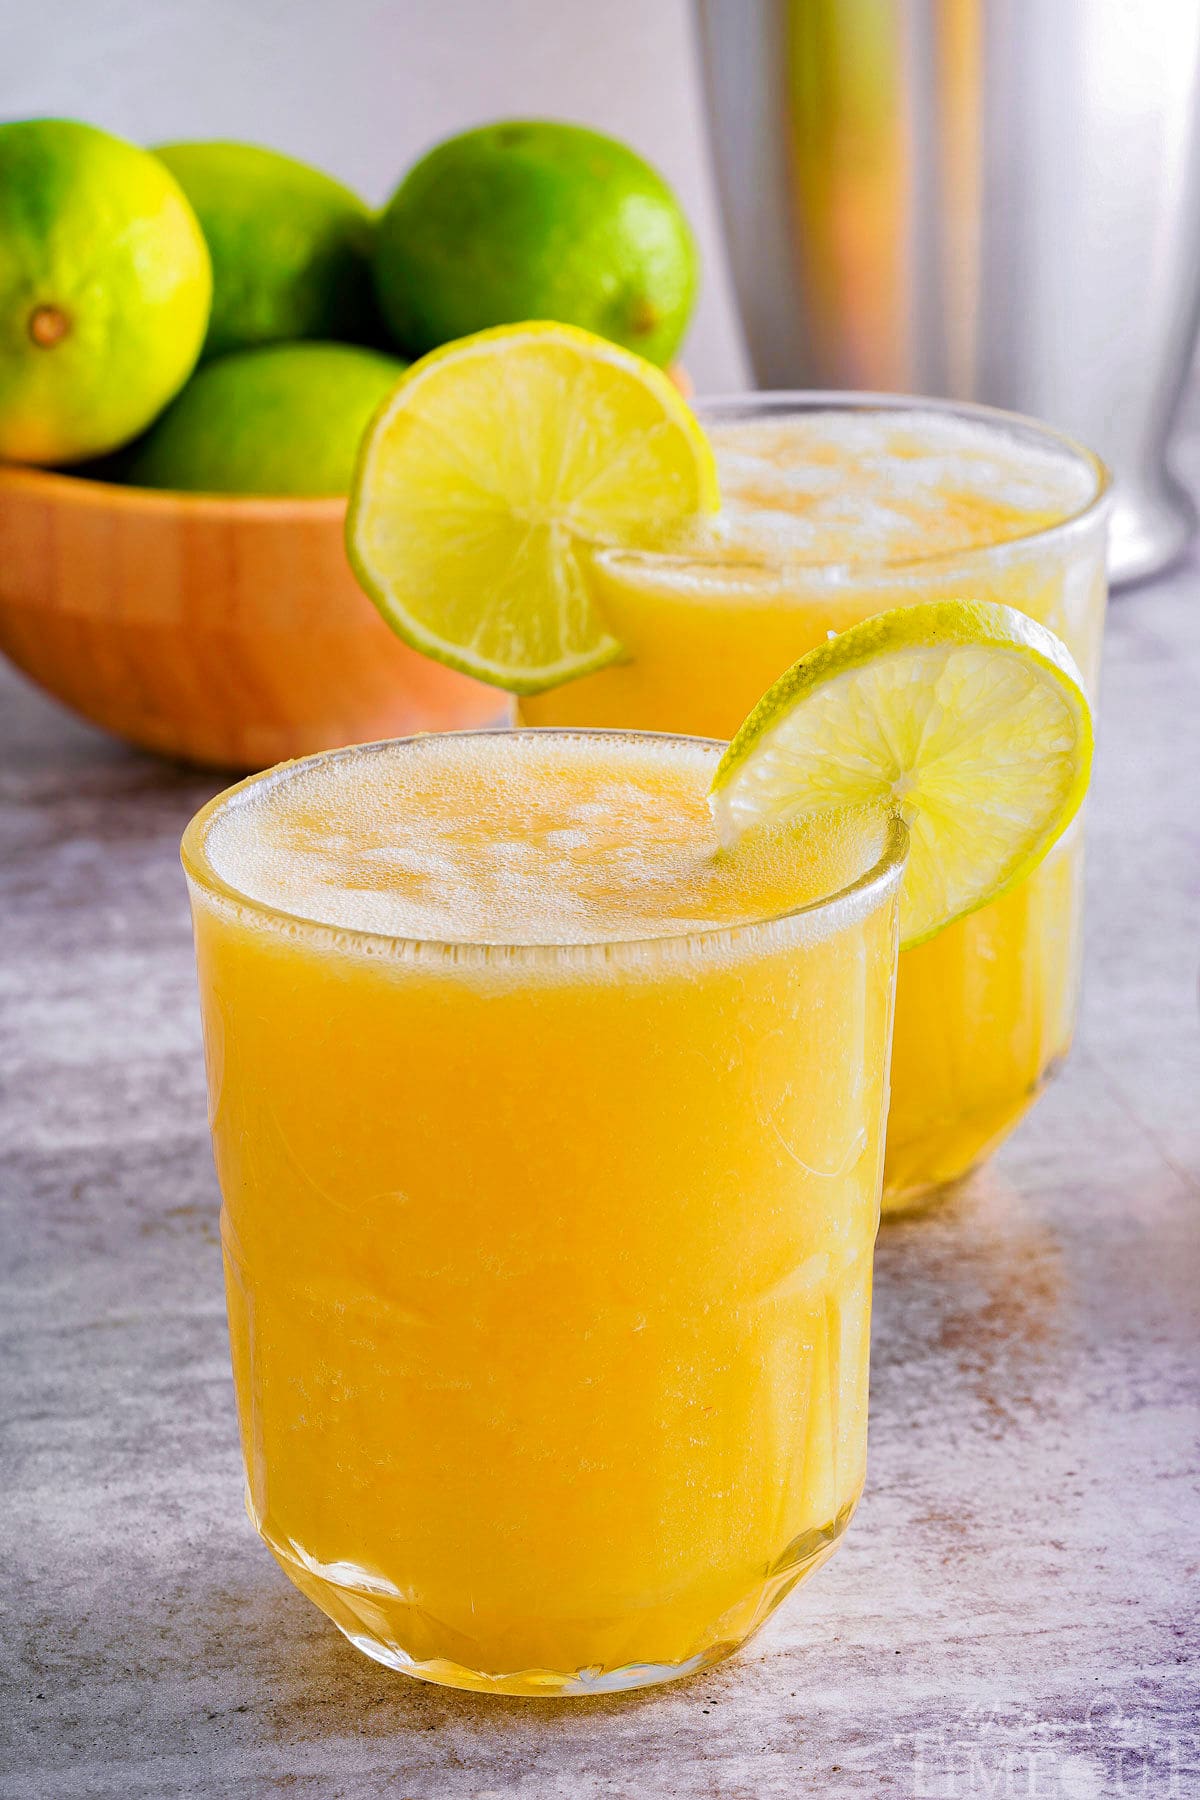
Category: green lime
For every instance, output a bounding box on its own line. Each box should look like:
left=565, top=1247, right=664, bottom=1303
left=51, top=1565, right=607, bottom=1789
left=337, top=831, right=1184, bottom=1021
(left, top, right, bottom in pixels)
left=373, top=121, right=698, bottom=366
left=347, top=323, right=717, bottom=693
left=126, top=342, right=405, bottom=496
left=710, top=600, right=1093, bottom=950
left=154, top=141, right=382, bottom=360
left=0, top=118, right=211, bottom=465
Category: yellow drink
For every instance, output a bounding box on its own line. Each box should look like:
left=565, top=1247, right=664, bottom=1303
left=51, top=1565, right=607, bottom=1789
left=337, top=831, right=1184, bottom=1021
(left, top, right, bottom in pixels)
left=183, top=731, right=904, bottom=1694
left=521, top=401, right=1110, bottom=1208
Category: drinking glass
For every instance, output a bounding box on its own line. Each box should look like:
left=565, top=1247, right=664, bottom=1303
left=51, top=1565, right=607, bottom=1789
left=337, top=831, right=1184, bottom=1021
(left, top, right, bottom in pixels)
left=521, top=396, right=1111, bottom=1209
left=182, top=730, right=905, bottom=1694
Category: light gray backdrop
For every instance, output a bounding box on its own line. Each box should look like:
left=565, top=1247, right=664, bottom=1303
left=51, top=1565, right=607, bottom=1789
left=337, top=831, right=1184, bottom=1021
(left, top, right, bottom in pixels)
left=3, top=0, right=750, bottom=391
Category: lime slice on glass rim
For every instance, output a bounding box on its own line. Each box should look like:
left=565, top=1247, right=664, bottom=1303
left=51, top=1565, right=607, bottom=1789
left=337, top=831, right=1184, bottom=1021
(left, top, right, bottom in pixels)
left=346, top=321, right=718, bottom=695
left=709, top=600, right=1094, bottom=951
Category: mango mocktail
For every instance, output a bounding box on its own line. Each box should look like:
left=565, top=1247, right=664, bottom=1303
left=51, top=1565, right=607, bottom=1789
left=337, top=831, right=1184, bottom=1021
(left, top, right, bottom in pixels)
left=183, top=731, right=903, bottom=1695
left=521, top=402, right=1110, bottom=1207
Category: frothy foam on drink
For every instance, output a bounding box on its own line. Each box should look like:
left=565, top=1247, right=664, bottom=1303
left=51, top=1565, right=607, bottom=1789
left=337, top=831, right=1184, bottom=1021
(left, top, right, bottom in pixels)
left=200, top=734, right=885, bottom=946
left=685, top=410, right=1096, bottom=567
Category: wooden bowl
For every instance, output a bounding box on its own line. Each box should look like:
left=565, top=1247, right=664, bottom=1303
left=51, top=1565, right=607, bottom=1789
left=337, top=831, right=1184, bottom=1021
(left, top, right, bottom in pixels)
left=0, top=465, right=502, bottom=769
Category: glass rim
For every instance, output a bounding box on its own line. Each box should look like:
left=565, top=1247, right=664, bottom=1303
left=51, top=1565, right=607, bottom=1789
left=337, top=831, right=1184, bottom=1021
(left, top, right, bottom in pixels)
left=181, top=727, right=910, bottom=966
left=598, top=388, right=1112, bottom=581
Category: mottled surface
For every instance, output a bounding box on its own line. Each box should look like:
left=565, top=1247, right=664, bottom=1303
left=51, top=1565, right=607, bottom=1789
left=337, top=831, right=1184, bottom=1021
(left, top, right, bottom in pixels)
left=1, top=562, right=1198, bottom=1799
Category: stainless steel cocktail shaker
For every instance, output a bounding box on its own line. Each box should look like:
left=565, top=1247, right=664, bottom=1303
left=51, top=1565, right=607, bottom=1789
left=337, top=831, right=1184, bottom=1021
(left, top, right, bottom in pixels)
left=695, top=0, right=1200, bottom=584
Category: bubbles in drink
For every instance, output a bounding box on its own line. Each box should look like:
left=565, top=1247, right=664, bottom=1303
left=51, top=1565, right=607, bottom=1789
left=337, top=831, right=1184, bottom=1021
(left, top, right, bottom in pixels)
left=691, top=409, right=1095, bottom=567
left=202, top=733, right=885, bottom=947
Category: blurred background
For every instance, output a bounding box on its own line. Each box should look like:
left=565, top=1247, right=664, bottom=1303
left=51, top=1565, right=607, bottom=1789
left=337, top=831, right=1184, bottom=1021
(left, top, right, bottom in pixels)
left=2, top=0, right=752, bottom=391
left=5, top=0, right=1200, bottom=770
left=12, top=0, right=1200, bottom=591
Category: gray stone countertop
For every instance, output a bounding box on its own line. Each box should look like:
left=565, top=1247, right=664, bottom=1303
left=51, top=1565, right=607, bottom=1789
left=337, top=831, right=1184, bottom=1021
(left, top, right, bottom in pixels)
left=1, top=561, right=1198, bottom=1800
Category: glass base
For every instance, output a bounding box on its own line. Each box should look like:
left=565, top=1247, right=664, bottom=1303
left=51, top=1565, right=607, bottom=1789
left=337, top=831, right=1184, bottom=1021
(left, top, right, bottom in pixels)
left=339, top=1631, right=737, bottom=1698
left=256, top=1498, right=858, bottom=1697
left=880, top=1052, right=1066, bottom=1217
